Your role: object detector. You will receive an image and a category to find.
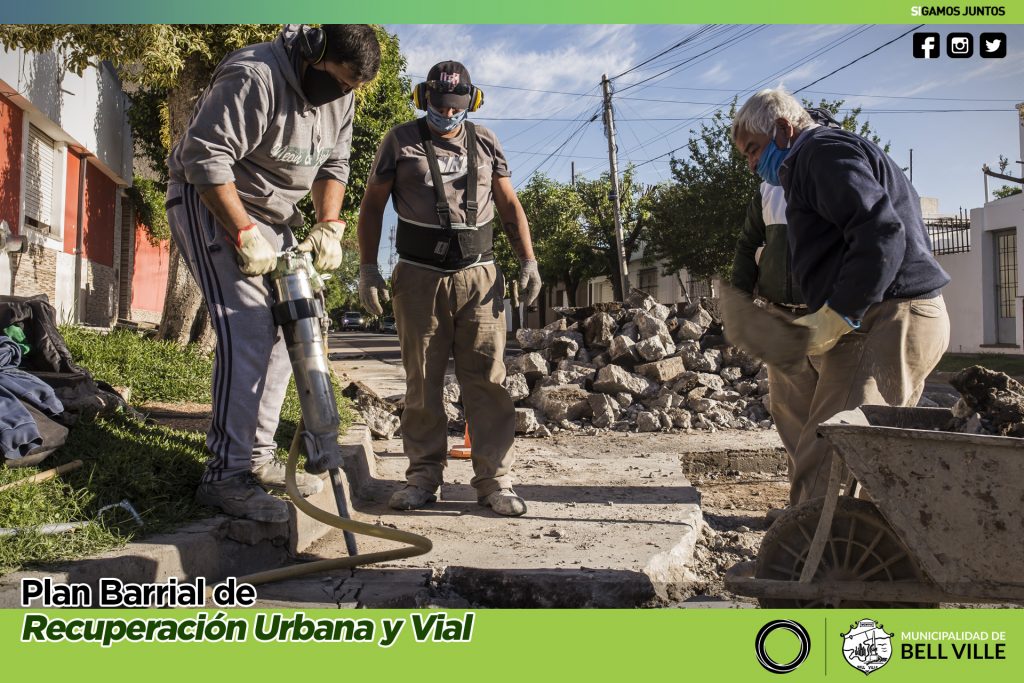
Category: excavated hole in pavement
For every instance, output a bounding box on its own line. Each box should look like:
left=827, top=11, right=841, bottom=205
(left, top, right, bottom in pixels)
left=670, top=447, right=789, bottom=607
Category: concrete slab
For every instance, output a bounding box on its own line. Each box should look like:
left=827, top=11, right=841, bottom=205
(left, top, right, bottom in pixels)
left=307, top=435, right=702, bottom=607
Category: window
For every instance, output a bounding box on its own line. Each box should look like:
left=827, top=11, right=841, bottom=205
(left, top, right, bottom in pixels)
left=639, top=268, right=658, bottom=299
left=687, top=277, right=712, bottom=300
left=997, top=230, right=1016, bottom=319
left=24, top=124, right=56, bottom=234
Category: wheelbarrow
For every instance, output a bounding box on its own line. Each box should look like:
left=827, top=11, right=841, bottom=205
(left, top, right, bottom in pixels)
left=725, top=405, right=1024, bottom=607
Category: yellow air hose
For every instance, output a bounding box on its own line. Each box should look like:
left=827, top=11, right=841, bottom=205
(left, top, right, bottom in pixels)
left=230, top=421, right=432, bottom=588
left=230, top=334, right=432, bottom=589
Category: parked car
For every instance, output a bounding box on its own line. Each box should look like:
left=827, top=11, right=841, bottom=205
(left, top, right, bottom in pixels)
left=379, top=316, right=397, bottom=334
left=340, top=311, right=365, bottom=331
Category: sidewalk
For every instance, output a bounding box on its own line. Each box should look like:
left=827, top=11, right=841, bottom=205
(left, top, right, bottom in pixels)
left=272, top=332, right=782, bottom=608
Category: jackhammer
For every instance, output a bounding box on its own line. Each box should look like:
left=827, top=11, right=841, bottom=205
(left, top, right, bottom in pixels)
left=233, top=248, right=431, bottom=588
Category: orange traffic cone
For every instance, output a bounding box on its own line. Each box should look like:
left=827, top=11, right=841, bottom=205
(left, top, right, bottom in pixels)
left=449, top=424, right=472, bottom=459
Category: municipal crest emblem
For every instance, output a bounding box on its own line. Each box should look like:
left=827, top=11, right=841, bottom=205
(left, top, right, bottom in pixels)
left=842, top=619, right=893, bottom=675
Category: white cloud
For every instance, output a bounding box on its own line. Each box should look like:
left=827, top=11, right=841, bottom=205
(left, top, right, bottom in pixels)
left=769, top=25, right=852, bottom=48
left=698, top=62, right=731, bottom=86
left=391, top=25, right=643, bottom=119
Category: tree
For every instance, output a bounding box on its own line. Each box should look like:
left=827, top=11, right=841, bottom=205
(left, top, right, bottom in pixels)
left=645, top=103, right=756, bottom=284
left=505, top=174, right=598, bottom=307
left=573, top=166, right=654, bottom=302
left=645, top=98, right=888, bottom=285
left=0, top=24, right=413, bottom=346
left=993, top=154, right=1023, bottom=199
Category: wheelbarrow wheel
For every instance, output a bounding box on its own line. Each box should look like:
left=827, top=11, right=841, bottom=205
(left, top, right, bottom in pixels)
left=755, top=496, right=935, bottom=608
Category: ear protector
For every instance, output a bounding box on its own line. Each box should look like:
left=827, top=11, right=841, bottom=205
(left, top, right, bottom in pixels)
left=412, top=81, right=484, bottom=113
left=299, top=25, right=327, bottom=65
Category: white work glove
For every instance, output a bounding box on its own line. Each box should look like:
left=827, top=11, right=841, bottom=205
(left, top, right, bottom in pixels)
left=359, top=264, right=390, bottom=315
left=298, top=220, right=346, bottom=271
left=518, top=259, right=542, bottom=307
left=234, top=223, right=277, bottom=276
left=792, top=302, right=859, bottom=356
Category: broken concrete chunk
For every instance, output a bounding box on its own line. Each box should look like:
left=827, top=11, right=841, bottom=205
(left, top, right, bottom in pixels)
left=442, top=374, right=461, bottom=404
left=514, top=407, right=541, bottom=434
left=626, top=288, right=656, bottom=311
left=583, top=312, right=617, bottom=348
left=674, top=319, right=704, bottom=342
left=634, top=311, right=670, bottom=341
left=636, top=336, right=669, bottom=362
left=503, top=373, right=530, bottom=401
left=593, top=364, right=659, bottom=397
left=505, top=352, right=550, bottom=382
left=589, top=393, right=621, bottom=428
left=635, top=356, right=685, bottom=383
left=529, top=385, right=593, bottom=422
left=636, top=411, right=661, bottom=432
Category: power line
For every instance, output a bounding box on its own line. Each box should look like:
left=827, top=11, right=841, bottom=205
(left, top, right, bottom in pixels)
left=611, top=24, right=718, bottom=80
left=793, top=25, right=925, bottom=94
left=514, top=107, right=601, bottom=189
left=617, top=25, right=767, bottom=95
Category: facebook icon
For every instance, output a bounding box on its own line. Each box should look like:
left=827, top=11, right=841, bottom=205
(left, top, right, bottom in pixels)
left=913, top=32, right=940, bottom=58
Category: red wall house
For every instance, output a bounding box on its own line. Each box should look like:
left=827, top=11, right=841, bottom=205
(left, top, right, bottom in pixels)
left=0, top=93, right=23, bottom=234
left=130, top=215, right=169, bottom=318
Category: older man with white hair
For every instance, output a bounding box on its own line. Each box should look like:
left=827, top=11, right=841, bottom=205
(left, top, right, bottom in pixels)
left=731, top=88, right=951, bottom=505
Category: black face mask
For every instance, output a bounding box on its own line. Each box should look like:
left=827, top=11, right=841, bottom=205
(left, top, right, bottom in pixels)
left=302, top=66, right=347, bottom=106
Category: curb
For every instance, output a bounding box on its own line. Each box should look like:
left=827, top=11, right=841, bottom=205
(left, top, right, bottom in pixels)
left=0, top=422, right=376, bottom=608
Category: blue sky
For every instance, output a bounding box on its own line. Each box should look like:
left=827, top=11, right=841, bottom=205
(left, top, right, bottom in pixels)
left=377, top=24, right=1024, bottom=269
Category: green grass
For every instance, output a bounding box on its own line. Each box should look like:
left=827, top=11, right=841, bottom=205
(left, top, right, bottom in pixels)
left=0, top=327, right=355, bottom=572
left=60, top=325, right=213, bottom=403
left=0, top=414, right=208, bottom=573
left=935, top=353, right=1024, bottom=377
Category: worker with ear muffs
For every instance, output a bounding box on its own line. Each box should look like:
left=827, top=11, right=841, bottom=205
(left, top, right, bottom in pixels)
left=166, top=24, right=381, bottom=522
left=357, top=61, right=542, bottom=517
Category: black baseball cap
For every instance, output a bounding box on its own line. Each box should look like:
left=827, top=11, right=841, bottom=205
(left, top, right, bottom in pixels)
left=425, top=61, right=473, bottom=109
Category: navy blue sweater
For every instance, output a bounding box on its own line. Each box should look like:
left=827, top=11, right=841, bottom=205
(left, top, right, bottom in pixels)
left=779, top=127, right=949, bottom=319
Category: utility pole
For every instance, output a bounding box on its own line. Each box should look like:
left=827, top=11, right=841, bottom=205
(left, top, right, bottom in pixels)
left=571, top=161, right=576, bottom=188
left=909, top=148, right=913, bottom=183
left=601, top=73, right=629, bottom=301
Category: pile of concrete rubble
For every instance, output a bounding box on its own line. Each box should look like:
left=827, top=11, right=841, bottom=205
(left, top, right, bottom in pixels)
left=500, top=289, right=773, bottom=437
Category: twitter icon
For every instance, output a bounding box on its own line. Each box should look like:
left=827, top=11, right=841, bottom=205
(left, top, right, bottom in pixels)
left=980, top=32, right=1007, bottom=58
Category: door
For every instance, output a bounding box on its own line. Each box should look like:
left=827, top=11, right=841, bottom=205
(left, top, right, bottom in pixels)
left=994, top=229, right=1017, bottom=344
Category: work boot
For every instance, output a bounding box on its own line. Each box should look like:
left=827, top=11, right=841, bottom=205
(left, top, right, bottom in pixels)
left=252, top=460, right=324, bottom=497
left=478, top=488, right=527, bottom=517
left=196, top=474, right=290, bottom=524
left=388, top=485, right=437, bottom=510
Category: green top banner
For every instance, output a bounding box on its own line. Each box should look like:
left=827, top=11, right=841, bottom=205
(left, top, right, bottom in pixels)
left=0, top=0, right=1020, bottom=24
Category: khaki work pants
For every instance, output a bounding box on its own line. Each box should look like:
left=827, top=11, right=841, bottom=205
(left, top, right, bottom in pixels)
left=391, top=261, right=515, bottom=497
left=779, top=295, right=950, bottom=505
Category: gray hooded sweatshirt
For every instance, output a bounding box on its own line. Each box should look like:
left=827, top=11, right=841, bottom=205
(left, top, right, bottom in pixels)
left=168, top=25, right=354, bottom=227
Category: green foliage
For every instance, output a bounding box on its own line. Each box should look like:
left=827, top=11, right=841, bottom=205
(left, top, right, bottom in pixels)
left=573, top=167, right=654, bottom=301
left=61, top=325, right=213, bottom=403
left=804, top=98, right=890, bottom=153
left=501, top=174, right=600, bottom=305
left=124, top=177, right=170, bottom=243
left=347, top=26, right=415, bottom=216
left=993, top=185, right=1023, bottom=199
left=645, top=99, right=890, bottom=282
left=60, top=326, right=354, bottom=446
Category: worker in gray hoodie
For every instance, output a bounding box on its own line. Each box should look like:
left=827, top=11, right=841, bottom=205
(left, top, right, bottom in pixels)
left=165, top=25, right=381, bottom=523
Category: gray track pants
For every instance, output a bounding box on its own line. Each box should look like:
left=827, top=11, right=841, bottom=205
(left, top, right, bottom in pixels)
left=166, top=183, right=296, bottom=482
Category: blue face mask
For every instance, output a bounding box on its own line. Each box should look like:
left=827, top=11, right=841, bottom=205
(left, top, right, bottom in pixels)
left=427, top=106, right=467, bottom=133
left=756, top=137, right=790, bottom=187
